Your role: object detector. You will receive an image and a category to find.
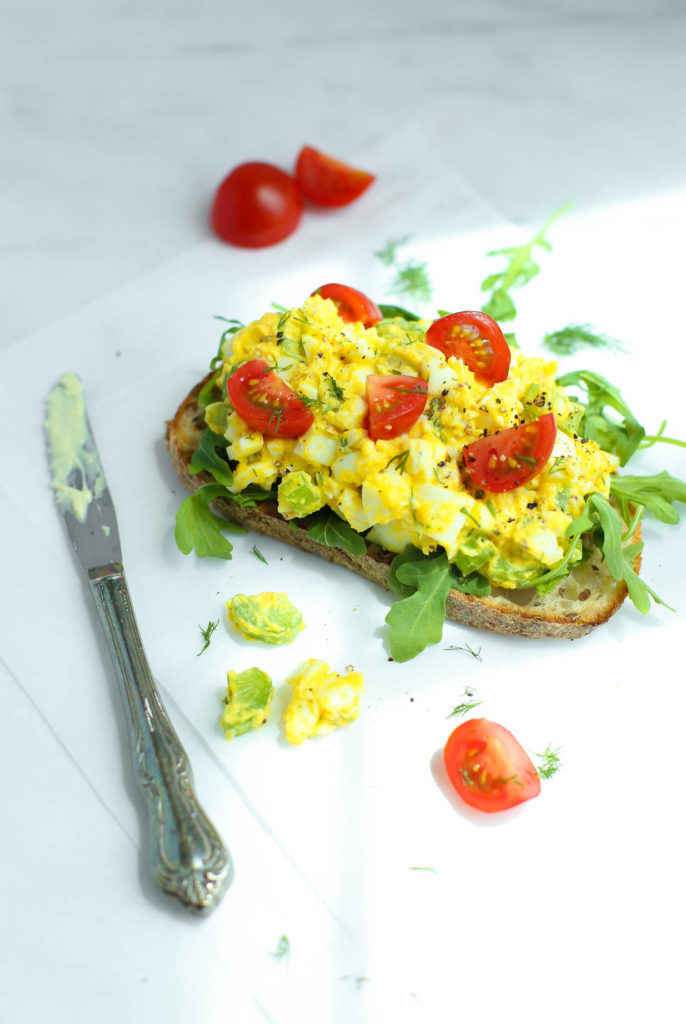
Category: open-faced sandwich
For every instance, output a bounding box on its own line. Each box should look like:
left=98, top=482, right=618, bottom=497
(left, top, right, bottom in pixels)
left=166, top=283, right=683, bottom=660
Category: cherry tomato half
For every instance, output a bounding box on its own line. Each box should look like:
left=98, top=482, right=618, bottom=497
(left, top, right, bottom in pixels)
left=312, top=283, right=382, bottom=326
left=366, top=374, right=428, bottom=441
left=227, top=360, right=314, bottom=437
left=444, top=718, right=541, bottom=813
left=461, top=412, right=557, bottom=493
left=425, top=311, right=511, bottom=386
left=210, top=162, right=303, bottom=248
left=295, top=145, right=375, bottom=207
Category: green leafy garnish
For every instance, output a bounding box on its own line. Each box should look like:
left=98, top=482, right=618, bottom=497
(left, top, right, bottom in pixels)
left=556, top=369, right=645, bottom=465
left=189, top=428, right=234, bottom=487
left=447, top=687, right=483, bottom=718
left=389, top=260, right=433, bottom=305
left=306, top=510, right=367, bottom=556
left=386, top=550, right=454, bottom=661
left=377, top=303, right=422, bottom=321
left=480, top=203, right=572, bottom=323
left=375, top=235, right=433, bottom=305
left=543, top=323, right=624, bottom=356
left=535, top=744, right=562, bottom=780
left=174, top=484, right=247, bottom=559
left=252, top=545, right=268, bottom=564
left=210, top=316, right=244, bottom=369
left=536, top=492, right=672, bottom=613
left=610, top=471, right=686, bottom=525
left=375, top=235, right=411, bottom=266
left=445, top=644, right=483, bottom=661
left=197, top=619, right=219, bottom=656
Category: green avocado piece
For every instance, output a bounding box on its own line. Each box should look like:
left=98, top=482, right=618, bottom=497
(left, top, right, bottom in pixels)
left=277, top=471, right=325, bottom=520
left=452, top=533, right=497, bottom=577
left=221, top=667, right=274, bottom=740
left=227, top=592, right=305, bottom=645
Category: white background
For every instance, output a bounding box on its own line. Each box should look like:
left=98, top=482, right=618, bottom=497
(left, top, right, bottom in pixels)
left=2, top=3, right=686, bottom=1022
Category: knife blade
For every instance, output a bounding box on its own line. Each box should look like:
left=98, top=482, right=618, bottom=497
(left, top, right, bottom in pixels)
left=45, top=372, right=232, bottom=914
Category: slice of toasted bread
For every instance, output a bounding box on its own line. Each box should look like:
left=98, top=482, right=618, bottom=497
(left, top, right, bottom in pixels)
left=165, top=376, right=639, bottom=640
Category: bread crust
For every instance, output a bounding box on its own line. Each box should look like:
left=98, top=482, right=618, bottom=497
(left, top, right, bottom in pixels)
left=165, top=375, right=639, bottom=640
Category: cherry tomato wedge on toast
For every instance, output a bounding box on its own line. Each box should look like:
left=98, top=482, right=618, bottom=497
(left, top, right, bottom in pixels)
left=295, top=145, right=375, bottom=207
left=313, top=283, right=383, bottom=326
left=211, top=162, right=303, bottom=248
left=366, top=374, right=428, bottom=441
left=461, top=412, right=557, bottom=493
left=227, top=360, right=314, bottom=437
left=426, top=311, right=511, bottom=385
left=444, top=718, right=541, bottom=813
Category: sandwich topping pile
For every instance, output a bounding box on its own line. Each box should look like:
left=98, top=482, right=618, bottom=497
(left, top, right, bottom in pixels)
left=207, top=294, right=611, bottom=585
left=167, top=283, right=685, bottom=660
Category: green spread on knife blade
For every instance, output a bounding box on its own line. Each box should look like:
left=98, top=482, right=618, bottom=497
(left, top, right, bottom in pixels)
left=44, top=373, right=106, bottom=522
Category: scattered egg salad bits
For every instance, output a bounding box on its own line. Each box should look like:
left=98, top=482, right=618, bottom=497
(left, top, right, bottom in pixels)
left=205, top=292, right=618, bottom=588
left=220, top=660, right=364, bottom=745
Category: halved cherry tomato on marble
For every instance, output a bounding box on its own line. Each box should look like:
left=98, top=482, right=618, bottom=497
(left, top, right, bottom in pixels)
left=210, top=162, right=303, bottom=248
left=366, top=374, right=428, bottom=441
left=444, top=718, right=541, bottom=814
left=313, top=283, right=382, bottom=326
left=425, top=311, right=511, bottom=385
left=461, top=412, right=557, bottom=493
left=227, top=359, right=313, bottom=437
left=295, top=146, right=375, bottom=207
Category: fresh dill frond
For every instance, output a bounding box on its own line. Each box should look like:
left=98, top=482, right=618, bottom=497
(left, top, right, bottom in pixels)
left=389, top=260, right=433, bottom=304
left=197, top=619, right=219, bottom=656
left=386, top=449, right=410, bottom=473
left=542, top=323, right=625, bottom=357
left=447, top=685, right=483, bottom=718
left=325, top=375, right=345, bottom=402
left=252, top=545, right=268, bottom=564
left=535, top=744, right=563, bottom=780
left=375, top=235, right=412, bottom=266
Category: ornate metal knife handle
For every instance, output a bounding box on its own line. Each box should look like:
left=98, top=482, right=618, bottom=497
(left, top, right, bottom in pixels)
left=87, top=564, right=232, bottom=913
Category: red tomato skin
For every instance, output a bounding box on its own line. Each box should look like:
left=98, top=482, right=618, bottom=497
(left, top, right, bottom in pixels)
left=226, top=359, right=314, bottom=437
left=312, top=283, right=383, bottom=327
left=425, top=311, right=511, bottom=385
left=444, top=718, right=541, bottom=814
left=461, top=412, right=557, bottom=493
left=366, top=374, right=428, bottom=441
left=210, top=162, right=303, bottom=248
left=295, top=145, right=375, bottom=207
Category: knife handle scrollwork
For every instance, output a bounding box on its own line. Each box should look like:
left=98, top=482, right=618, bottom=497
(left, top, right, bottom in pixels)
left=87, top=563, right=232, bottom=913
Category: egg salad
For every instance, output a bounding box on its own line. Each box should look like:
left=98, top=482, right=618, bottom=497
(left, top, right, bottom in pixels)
left=204, top=294, right=618, bottom=589
left=283, top=659, right=364, bottom=746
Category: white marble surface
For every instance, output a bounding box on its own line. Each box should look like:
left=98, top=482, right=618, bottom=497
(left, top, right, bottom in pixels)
left=3, top=3, right=686, bottom=1023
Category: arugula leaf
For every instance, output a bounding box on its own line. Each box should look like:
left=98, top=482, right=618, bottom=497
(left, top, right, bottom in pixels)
left=556, top=369, right=645, bottom=465
left=174, top=484, right=246, bottom=559
left=385, top=551, right=454, bottom=661
left=387, top=544, right=429, bottom=598
left=377, top=303, right=421, bottom=321
left=543, top=323, right=624, bottom=357
left=537, top=493, right=673, bottom=613
left=610, top=471, right=686, bottom=525
left=306, top=510, right=367, bottom=556
left=480, top=204, right=572, bottom=323
left=189, top=428, right=234, bottom=487
left=210, top=316, right=244, bottom=369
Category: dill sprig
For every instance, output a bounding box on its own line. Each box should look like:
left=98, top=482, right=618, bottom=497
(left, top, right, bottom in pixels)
left=543, top=323, right=625, bottom=357
left=197, top=619, right=219, bottom=656
left=535, top=744, right=563, bottom=780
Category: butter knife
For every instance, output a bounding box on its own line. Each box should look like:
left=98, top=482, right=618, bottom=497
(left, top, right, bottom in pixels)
left=44, top=372, right=232, bottom=914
